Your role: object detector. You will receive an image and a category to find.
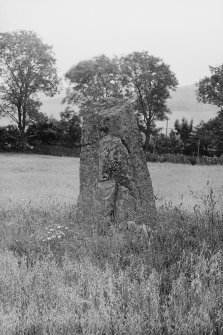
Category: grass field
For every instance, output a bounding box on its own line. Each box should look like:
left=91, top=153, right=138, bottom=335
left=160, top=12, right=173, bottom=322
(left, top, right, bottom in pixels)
left=1, top=153, right=223, bottom=334
left=0, top=153, right=222, bottom=211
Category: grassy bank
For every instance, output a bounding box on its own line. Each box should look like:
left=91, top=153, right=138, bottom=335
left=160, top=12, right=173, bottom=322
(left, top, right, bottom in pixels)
left=0, top=154, right=223, bottom=334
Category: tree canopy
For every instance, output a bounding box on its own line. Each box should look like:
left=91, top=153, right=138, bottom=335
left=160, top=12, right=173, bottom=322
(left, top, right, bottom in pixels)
left=174, top=117, right=193, bottom=144
left=193, top=115, right=223, bottom=156
left=64, top=55, right=126, bottom=106
left=197, top=64, right=223, bottom=113
left=0, top=30, right=61, bottom=146
left=64, top=51, right=178, bottom=151
left=121, top=51, right=178, bottom=150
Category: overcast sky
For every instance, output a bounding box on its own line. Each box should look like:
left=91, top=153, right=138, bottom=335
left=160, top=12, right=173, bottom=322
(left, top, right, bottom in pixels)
left=0, top=0, right=223, bottom=86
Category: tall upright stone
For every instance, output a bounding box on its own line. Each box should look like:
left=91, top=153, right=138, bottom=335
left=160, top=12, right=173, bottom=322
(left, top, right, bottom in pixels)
left=75, top=99, right=156, bottom=229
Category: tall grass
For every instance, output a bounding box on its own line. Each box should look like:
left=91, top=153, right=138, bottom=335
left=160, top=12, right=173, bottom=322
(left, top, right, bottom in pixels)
left=1, top=188, right=223, bottom=334
left=1, top=154, right=223, bottom=334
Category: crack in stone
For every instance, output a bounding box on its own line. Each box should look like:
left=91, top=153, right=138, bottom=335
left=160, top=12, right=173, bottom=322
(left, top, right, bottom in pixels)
left=120, top=137, right=131, bottom=154
left=110, top=181, right=118, bottom=223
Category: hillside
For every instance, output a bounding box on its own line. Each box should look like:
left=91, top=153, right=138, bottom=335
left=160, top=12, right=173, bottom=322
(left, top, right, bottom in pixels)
left=167, top=85, right=217, bottom=113
left=161, top=85, right=218, bottom=131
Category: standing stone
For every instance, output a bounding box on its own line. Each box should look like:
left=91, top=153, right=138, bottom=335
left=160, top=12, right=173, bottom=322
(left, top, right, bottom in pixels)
left=75, top=99, right=156, bottom=230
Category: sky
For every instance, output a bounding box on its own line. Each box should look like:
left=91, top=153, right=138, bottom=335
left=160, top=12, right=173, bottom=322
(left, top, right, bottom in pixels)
left=1, top=0, right=223, bottom=86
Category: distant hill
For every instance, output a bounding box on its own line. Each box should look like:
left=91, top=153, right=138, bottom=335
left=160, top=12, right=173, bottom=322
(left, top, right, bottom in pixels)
left=159, top=85, right=218, bottom=132
left=167, top=85, right=217, bottom=113
left=1, top=85, right=219, bottom=131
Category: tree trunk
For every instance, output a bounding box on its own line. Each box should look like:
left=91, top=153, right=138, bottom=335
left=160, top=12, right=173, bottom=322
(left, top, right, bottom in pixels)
left=144, top=126, right=152, bottom=152
left=17, top=105, right=27, bottom=150
left=22, top=106, right=26, bottom=149
left=17, top=105, right=24, bottom=149
left=18, top=126, right=26, bottom=149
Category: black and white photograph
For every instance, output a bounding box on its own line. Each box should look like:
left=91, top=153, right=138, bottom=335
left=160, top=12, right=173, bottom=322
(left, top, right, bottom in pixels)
left=0, top=0, right=223, bottom=333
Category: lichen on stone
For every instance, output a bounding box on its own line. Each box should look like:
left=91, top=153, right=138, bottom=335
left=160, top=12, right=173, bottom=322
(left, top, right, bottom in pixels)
left=75, top=99, right=156, bottom=230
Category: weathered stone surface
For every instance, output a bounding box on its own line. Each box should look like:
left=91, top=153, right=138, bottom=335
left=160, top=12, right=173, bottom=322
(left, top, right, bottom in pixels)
left=75, top=99, right=156, bottom=229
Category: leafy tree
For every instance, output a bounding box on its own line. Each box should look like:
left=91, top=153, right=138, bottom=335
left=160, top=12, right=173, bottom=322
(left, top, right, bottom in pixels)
left=174, top=118, right=193, bottom=143
left=174, top=118, right=194, bottom=155
left=64, top=55, right=126, bottom=107
left=59, top=107, right=82, bottom=147
left=26, top=110, right=82, bottom=147
left=196, top=66, right=223, bottom=156
left=121, top=51, right=178, bottom=151
left=192, top=116, right=223, bottom=156
left=65, top=52, right=178, bottom=152
left=152, top=131, right=183, bottom=155
left=0, top=30, right=61, bottom=147
left=26, top=117, right=61, bottom=145
left=197, top=65, right=223, bottom=113
left=0, top=125, right=20, bottom=149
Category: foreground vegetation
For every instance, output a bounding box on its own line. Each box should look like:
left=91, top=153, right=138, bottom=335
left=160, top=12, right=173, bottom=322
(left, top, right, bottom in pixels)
left=0, top=154, right=223, bottom=334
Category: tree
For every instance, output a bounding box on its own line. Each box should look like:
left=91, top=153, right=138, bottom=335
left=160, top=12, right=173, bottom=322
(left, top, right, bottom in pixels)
left=64, top=55, right=126, bottom=107
left=154, top=131, right=183, bottom=155
left=192, top=116, right=223, bottom=156
left=59, top=107, right=82, bottom=147
left=26, top=110, right=82, bottom=147
left=121, top=51, right=178, bottom=151
left=174, top=118, right=194, bottom=155
left=197, top=65, right=223, bottom=113
left=196, top=65, right=223, bottom=156
left=174, top=118, right=193, bottom=143
left=0, top=30, right=61, bottom=147
left=65, top=52, right=178, bottom=152
left=26, top=116, right=61, bottom=146
left=0, top=125, right=20, bottom=149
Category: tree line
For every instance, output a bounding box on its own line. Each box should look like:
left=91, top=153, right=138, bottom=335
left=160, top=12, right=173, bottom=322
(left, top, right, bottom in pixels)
left=149, top=114, right=223, bottom=157
left=0, top=108, right=81, bottom=150
left=0, top=30, right=223, bottom=158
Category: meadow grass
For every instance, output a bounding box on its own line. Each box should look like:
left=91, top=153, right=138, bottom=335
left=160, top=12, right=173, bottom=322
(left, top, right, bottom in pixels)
left=1, top=153, right=222, bottom=211
left=0, top=153, right=223, bottom=334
